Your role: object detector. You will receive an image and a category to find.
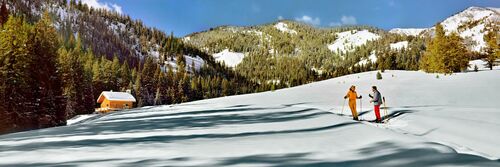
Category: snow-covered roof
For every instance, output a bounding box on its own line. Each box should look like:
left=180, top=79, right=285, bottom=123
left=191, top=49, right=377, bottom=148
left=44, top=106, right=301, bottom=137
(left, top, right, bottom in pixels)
left=97, top=91, right=136, bottom=103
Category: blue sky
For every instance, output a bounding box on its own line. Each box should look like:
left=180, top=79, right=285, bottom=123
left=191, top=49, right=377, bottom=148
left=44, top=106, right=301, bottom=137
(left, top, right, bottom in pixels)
left=82, top=0, right=499, bottom=37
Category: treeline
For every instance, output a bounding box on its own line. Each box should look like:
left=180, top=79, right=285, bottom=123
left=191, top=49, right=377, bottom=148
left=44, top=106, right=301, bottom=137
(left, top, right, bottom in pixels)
left=0, top=6, right=256, bottom=134
left=0, top=13, right=66, bottom=133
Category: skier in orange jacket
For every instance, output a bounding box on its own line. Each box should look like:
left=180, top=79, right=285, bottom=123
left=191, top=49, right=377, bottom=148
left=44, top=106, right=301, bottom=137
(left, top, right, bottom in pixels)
left=344, top=85, right=362, bottom=120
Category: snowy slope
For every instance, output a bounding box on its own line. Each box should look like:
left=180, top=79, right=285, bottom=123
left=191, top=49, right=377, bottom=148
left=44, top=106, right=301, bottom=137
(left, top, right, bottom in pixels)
left=328, top=30, right=380, bottom=54
left=389, top=28, right=426, bottom=36
left=1, top=69, right=500, bottom=166
left=390, top=41, right=409, bottom=50
left=356, top=51, right=377, bottom=66
left=164, top=55, right=205, bottom=73
left=212, top=49, right=246, bottom=68
left=438, top=6, right=499, bottom=52
left=274, top=22, right=297, bottom=35
left=392, top=7, right=499, bottom=52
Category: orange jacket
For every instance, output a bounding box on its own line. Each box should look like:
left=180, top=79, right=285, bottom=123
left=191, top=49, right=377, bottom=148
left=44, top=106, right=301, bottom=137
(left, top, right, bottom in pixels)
left=345, top=90, right=359, bottom=101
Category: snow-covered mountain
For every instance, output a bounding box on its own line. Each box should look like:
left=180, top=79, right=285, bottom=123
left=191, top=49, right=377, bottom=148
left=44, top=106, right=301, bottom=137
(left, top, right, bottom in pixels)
left=1, top=67, right=499, bottom=166
left=390, top=6, right=499, bottom=52
left=327, top=29, right=380, bottom=54
left=388, top=28, right=426, bottom=36
left=389, top=41, right=409, bottom=50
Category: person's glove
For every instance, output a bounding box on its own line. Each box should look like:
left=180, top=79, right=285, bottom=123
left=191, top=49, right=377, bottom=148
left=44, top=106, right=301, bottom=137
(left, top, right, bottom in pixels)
left=358, top=95, right=362, bottom=99
left=344, top=96, right=347, bottom=99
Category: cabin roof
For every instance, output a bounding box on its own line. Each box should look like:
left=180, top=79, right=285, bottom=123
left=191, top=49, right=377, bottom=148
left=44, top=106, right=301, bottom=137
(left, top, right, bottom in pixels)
left=97, top=91, right=136, bottom=103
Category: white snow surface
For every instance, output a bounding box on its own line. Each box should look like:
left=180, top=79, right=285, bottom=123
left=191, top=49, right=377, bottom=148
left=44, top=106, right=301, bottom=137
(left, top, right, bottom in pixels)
left=328, top=30, right=380, bottom=54
left=390, top=41, right=409, bottom=50
left=66, top=114, right=99, bottom=125
left=356, top=51, right=377, bottom=66
left=212, top=49, right=245, bottom=68
left=1, top=70, right=500, bottom=166
left=274, top=22, right=297, bottom=35
left=468, top=59, right=500, bottom=71
left=164, top=55, right=205, bottom=73
left=388, top=28, right=426, bottom=36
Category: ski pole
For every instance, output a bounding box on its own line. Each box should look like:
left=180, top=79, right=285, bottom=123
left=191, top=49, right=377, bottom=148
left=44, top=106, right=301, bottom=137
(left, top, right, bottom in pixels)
left=383, top=97, right=388, bottom=123
left=359, top=97, right=362, bottom=120
left=341, top=98, right=346, bottom=116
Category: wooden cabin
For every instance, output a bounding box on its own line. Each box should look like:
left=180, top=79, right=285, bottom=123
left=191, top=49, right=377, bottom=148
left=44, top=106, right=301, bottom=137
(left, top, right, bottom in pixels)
left=96, top=91, right=136, bottom=113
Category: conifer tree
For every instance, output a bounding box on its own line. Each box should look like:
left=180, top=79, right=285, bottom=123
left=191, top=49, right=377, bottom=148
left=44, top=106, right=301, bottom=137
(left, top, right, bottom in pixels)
left=483, top=29, right=499, bottom=70
left=421, top=23, right=468, bottom=73
left=0, top=1, right=8, bottom=26
left=140, top=57, right=156, bottom=106
left=119, top=60, right=131, bottom=91
left=0, top=16, right=33, bottom=133
left=30, top=11, right=65, bottom=127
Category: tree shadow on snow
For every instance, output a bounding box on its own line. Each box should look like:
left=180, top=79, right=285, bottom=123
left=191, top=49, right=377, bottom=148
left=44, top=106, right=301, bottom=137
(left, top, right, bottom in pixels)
left=0, top=103, right=348, bottom=152
left=213, top=141, right=500, bottom=167
left=0, top=121, right=358, bottom=152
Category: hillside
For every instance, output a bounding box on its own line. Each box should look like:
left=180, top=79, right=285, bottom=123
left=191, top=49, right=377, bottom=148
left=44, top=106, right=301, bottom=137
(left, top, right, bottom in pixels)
left=184, top=20, right=424, bottom=88
left=1, top=68, right=499, bottom=166
left=391, top=6, right=499, bottom=52
left=185, top=7, right=498, bottom=85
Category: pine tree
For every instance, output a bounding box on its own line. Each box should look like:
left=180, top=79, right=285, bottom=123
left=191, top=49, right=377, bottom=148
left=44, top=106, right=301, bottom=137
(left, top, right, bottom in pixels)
left=420, top=23, right=468, bottom=73
left=165, top=65, right=175, bottom=104
left=30, top=12, right=65, bottom=127
left=421, top=23, right=446, bottom=73
left=0, top=1, right=8, bottom=26
left=445, top=32, right=468, bottom=73
left=376, top=71, right=383, bottom=80
left=140, top=57, right=156, bottom=106
left=59, top=47, right=85, bottom=119
left=134, top=72, right=143, bottom=107
left=221, top=78, right=230, bottom=96
left=483, top=29, right=499, bottom=70
left=0, top=16, right=33, bottom=133
left=119, top=60, right=131, bottom=91
left=110, top=55, right=121, bottom=90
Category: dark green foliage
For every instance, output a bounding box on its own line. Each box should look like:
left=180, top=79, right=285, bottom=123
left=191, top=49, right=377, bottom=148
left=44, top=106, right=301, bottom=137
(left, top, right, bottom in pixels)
left=0, top=13, right=65, bottom=134
left=139, top=57, right=156, bottom=106
left=0, top=1, right=8, bottom=26
left=376, top=71, right=382, bottom=80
